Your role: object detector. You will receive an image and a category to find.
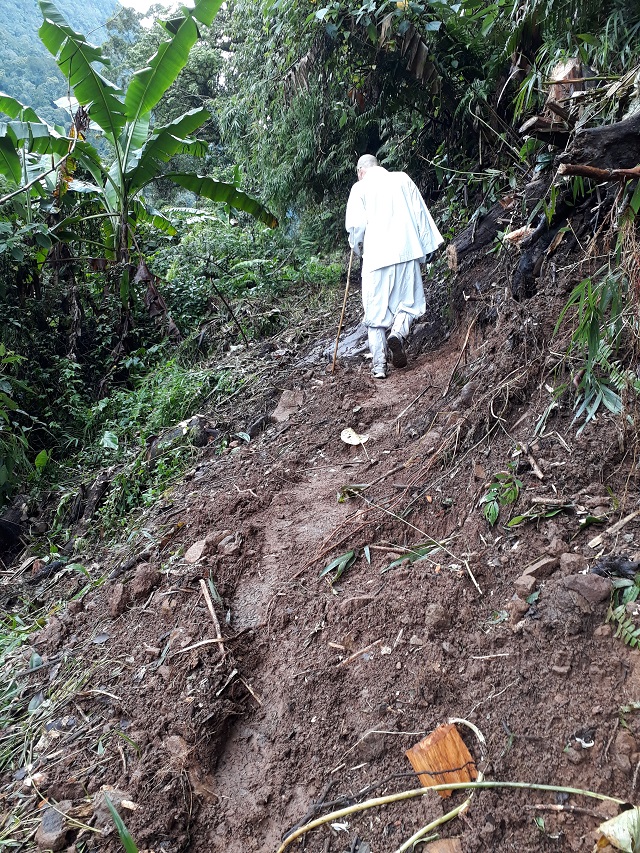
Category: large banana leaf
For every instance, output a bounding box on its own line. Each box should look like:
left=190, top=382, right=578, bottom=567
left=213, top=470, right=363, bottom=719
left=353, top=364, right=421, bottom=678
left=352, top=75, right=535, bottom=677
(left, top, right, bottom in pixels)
left=173, top=0, right=225, bottom=28
left=120, top=117, right=150, bottom=163
left=0, top=93, right=43, bottom=124
left=1, top=121, right=69, bottom=157
left=72, top=139, right=107, bottom=188
left=127, top=137, right=207, bottom=194
left=131, top=200, right=177, bottom=236
left=38, top=1, right=126, bottom=141
left=165, top=173, right=278, bottom=228
left=0, top=136, right=21, bottom=184
left=124, top=0, right=224, bottom=125
left=126, top=109, right=211, bottom=193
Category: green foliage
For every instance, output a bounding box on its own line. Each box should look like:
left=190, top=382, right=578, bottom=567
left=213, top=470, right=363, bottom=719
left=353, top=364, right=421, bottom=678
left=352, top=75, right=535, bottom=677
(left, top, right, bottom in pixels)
left=381, top=540, right=445, bottom=573
left=0, top=0, right=276, bottom=271
left=554, top=270, right=640, bottom=433
left=91, top=356, right=217, bottom=447
left=104, top=796, right=139, bottom=853
left=479, top=468, right=523, bottom=526
left=149, top=213, right=342, bottom=334
left=607, top=578, right=640, bottom=648
left=319, top=549, right=356, bottom=584
left=0, top=344, right=30, bottom=505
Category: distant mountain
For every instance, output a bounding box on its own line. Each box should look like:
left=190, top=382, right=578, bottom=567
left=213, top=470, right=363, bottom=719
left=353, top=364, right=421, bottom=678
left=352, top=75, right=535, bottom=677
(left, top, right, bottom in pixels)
left=0, top=0, right=120, bottom=126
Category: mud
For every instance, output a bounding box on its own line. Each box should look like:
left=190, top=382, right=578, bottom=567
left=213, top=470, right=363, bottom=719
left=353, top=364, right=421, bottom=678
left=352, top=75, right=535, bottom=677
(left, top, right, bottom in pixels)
left=4, top=260, right=640, bottom=853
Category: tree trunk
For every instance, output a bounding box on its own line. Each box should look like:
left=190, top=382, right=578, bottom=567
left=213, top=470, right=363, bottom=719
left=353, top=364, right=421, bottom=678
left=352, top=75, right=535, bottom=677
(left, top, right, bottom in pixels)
left=559, top=112, right=640, bottom=172
left=446, top=178, right=549, bottom=270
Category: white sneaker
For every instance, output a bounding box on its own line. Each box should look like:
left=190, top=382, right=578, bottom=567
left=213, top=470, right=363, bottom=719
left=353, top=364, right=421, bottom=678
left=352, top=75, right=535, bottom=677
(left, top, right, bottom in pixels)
left=371, top=363, right=387, bottom=379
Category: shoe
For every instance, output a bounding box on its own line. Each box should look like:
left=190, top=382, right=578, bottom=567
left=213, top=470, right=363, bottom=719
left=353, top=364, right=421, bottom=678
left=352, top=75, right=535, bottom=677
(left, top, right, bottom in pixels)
left=371, top=364, right=387, bottom=379
left=387, top=334, right=407, bottom=368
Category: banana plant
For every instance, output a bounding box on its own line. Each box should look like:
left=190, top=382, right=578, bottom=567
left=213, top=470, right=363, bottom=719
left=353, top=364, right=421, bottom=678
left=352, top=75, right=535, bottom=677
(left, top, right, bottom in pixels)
left=0, top=0, right=276, bottom=266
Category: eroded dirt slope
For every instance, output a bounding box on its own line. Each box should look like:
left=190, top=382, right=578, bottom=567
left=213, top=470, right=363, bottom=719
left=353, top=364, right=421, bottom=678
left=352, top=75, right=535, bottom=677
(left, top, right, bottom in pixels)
left=3, top=266, right=640, bottom=853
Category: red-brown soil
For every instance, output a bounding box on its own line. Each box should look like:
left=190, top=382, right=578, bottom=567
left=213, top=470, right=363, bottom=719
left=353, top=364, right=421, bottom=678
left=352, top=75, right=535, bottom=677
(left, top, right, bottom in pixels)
left=3, top=257, right=640, bottom=853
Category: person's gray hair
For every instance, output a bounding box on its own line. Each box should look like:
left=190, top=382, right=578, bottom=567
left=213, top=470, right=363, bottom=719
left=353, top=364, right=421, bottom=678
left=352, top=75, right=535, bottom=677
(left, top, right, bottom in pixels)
left=357, top=154, right=378, bottom=172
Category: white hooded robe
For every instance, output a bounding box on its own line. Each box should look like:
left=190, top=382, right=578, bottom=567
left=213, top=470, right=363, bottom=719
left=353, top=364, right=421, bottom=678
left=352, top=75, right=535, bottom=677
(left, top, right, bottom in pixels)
left=345, top=166, right=443, bottom=328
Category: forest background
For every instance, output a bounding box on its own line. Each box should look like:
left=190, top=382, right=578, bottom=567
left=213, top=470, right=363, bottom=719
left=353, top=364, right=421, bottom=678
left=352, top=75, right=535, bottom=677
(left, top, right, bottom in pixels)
left=1, top=0, right=640, bottom=542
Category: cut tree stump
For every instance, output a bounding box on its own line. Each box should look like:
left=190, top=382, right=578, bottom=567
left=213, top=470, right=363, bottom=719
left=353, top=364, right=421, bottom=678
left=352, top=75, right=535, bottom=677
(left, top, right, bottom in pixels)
left=560, top=112, right=640, bottom=172
left=446, top=179, right=549, bottom=271
left=406, top=723, right=477, bottom=798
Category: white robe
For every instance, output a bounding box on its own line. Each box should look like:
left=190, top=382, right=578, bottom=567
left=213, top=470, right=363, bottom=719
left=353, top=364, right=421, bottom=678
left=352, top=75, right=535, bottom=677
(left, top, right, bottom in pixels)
left=345, top=166, right=443, bottom=328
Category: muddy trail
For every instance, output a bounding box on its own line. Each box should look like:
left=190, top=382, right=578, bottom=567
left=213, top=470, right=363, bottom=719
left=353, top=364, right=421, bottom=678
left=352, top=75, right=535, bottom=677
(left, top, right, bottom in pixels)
left=3, top=251, right=640, bottom=853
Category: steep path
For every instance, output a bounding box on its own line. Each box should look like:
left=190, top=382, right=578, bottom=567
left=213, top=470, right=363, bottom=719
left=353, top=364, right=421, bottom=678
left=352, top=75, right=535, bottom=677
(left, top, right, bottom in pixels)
left=3, top=288, right=640, bottom=853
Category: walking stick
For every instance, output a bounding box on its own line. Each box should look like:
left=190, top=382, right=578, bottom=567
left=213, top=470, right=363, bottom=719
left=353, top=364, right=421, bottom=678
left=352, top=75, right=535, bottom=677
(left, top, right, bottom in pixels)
left=331, top=249, right=354, bottom=374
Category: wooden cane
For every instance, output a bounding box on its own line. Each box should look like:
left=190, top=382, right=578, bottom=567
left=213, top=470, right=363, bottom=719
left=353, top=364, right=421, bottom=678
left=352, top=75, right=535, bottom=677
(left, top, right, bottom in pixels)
left=331, top=249, right=354, bottom=374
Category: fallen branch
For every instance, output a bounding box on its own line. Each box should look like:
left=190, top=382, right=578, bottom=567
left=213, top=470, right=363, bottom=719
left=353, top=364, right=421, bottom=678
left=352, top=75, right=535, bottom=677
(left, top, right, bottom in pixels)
left=443, top=315, right=478, bottom=398
left=199, top=578, right=226, bottom=657
left=336, top=638, right=381, bottom=668
left=588, top=508, right=640, bottom=549
left=520, top=442, right=544, bottom=480
left=557, top=163, right=640, bottom=182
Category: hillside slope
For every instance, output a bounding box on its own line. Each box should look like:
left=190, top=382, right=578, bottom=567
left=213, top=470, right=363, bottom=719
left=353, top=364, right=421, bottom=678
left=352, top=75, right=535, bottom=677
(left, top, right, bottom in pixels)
left=3, top=217, right=640, bottom=852
left=0, top=0, right=118, bottom=124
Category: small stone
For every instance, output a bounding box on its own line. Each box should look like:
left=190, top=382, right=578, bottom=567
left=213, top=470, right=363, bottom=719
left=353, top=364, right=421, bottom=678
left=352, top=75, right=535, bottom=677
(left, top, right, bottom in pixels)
left=130, top=563, right=161, bottom=600
left=559, top=553, right=588, bottom=576
left=425, top=603, right=450, bottom=635
left=584, top=496, right=611, bottom=509
left=442, top=640, right=456, bottom=656
left=614, top=753, right=632, bottom=775
left=92, top=790, right=132, bottom=829
left=184, top=540, right=206, bottom=563
left=422, top=430, right=442, bottom=451
left=35, top=802, right=71, bottom=851
left=564, top=747, right=584, bottom=765
left=514, top=574, right=537, bottom=598
left=563, top=573, right=611, bottom=605
left=615, top=730, right=637, bottom=756
left=547, top=537, right=567, bottom=557
left=165, top=734, right=190, bottom=763
left=271, top=390, right=305, bottom=423
left=594, top=624, right=612, bottom=638
left=143, top=645, right=161, bottom=659
left=220, top=534, right=242, bottom=557
left=408, top=635, right=423, bottom=646
left=158, top=665, right=172, bottom=681
left=522, top=554, right=558, bottom=578
left=109, top=582, right=129, bottom=617
left=508, top=595, right=530, bottom=624
left=552, top=665, right=570, bottom=675
left=460, top=380, right=480, bottom=407
left=205, top=530, right=233, bottom=552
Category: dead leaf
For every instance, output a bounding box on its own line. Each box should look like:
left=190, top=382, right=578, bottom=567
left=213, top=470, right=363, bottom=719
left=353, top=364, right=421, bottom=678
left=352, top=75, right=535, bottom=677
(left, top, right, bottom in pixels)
left=341, top=427, right=369, bottom=445
left=598, top=807, right=640, bottom=851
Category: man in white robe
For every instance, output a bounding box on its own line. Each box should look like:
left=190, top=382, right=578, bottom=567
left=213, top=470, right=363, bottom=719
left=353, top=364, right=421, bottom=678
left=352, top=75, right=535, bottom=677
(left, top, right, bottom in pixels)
left=345, top=154, right=444, bottom=378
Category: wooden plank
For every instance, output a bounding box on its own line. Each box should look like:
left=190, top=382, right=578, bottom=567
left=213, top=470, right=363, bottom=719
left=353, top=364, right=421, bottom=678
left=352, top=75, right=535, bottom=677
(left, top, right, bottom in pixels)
left=406, top=723, right=477, bottom=799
